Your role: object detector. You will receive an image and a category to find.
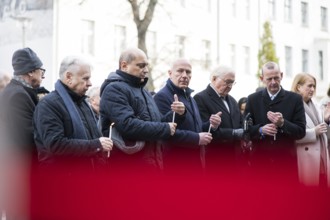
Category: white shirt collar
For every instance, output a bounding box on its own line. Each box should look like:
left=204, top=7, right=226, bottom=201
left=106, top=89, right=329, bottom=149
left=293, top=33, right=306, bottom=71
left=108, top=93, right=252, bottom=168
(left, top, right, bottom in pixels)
left=267, top=87, right=281, bottom=99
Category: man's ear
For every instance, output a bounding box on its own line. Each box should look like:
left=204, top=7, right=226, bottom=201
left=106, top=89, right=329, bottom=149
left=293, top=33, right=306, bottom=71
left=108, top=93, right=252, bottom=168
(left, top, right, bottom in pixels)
left=259, top=74, right=263, bottom=81
left=121, top=61, right=128, bottom=71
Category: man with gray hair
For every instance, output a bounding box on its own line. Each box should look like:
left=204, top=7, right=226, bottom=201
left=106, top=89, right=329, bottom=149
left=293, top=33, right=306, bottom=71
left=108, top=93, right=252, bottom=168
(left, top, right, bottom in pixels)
left=33, top=56, right=113, bottom=171
left=194, top=65, right=243, bottom=174
left=86, top=86, right=101, bottom=120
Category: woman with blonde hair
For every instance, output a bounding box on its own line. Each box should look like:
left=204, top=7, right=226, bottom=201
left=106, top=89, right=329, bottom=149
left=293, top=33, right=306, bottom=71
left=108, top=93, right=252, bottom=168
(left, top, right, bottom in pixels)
left=291, top=73, right=330, bottom=187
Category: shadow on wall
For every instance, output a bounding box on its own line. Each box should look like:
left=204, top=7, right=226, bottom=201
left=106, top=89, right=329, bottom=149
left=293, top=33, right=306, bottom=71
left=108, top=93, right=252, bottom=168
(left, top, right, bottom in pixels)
left=0, top=0, right=53, bottom=22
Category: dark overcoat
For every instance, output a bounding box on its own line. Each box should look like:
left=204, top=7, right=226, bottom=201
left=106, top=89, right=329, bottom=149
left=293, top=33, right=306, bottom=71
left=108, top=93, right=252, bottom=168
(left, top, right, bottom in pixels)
left=244, top=87, right=306, bottom=176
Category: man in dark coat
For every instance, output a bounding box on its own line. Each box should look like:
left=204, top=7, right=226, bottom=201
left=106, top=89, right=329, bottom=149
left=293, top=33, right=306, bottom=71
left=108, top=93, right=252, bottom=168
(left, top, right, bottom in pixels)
left=33, top=56, right=113, bottom=171
left=154, top=59, right=221, bottom=174
left=0, top=47, right=45, bottom=158
left=0, top=47, right=45, bottom=220
left=194, top=66, right=243, bottom=174
left=99, top=48, right=177, bottom=172
left=244, top=61, right=306, bottom=183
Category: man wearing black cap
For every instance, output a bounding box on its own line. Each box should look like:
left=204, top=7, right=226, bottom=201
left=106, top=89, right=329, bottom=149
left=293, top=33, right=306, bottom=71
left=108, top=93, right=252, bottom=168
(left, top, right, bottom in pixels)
left=0, top=48, right=45, bottom=220
left=0, top=47, right=45, bottom=157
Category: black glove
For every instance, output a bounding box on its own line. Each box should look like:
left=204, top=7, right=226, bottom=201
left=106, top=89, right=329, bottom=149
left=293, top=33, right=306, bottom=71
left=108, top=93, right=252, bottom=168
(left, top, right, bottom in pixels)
left=232, top=128, right=244, bottom=140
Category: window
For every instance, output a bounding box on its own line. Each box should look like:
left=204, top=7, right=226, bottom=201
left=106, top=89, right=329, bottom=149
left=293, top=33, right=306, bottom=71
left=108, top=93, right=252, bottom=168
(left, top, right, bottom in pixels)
left=147, top=31, right=157, bottom=60
left=321, top=7, right=328, bottom=31
left=244, top=0, right=250, bottom=20
left=202, top=40, right=211, bottom=69
left=268, top=0, right=276, bottom=20
left=243, top=46, right=250, bottom=74
left=302, top=49, right=308, bottom=72
left=285, top=46, right=292, bottom=77
left=114, top=25, right=126, bottom=60
left=284, top=0, right=292, bottom=22
left=175, top=35, right=186, bottom=57
left=81, top=20, right=95, bottom=55
left=230, top=44, right=236, bottom=69
left=301, top=2, right=308, bottom=26
left=319, top=51, right=324, bottom=80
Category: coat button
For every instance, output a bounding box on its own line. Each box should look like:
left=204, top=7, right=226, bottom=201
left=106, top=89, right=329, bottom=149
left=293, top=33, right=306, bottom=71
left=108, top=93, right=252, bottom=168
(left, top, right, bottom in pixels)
left=304, top=147, right=308, bottom=151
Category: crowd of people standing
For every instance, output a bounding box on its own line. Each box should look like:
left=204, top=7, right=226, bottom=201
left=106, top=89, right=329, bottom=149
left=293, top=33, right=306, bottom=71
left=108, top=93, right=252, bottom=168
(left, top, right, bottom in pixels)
left=1, top=47, right=330, bottom=219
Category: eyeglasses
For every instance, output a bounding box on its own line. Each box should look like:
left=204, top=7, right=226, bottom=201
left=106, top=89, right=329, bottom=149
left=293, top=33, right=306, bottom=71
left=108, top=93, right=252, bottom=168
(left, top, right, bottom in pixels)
left=39, top=68, right=46, bottom=76
left=220, top=78, right=236, bottom=86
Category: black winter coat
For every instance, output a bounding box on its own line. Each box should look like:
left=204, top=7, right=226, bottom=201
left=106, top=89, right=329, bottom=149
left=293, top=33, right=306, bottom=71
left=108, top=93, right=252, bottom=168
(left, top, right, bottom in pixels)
left=0, top=79, right=38, bottom=158
left=100, top=70, right=171, bottom=170
left=33, top=82, right=104, bottom=168
left=244, top=87, right=306, bottom=175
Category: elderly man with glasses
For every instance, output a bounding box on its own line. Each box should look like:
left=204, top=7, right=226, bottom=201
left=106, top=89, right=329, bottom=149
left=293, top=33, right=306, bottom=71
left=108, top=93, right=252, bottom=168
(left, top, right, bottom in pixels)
left=0, top=47, right=45, bottom=220
left=194, top=65, right=243, bottom=175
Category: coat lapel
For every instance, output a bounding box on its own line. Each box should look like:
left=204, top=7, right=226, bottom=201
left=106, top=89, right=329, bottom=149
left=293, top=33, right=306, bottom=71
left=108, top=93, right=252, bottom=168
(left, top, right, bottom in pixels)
left=206, top=85, right=230, bottom=114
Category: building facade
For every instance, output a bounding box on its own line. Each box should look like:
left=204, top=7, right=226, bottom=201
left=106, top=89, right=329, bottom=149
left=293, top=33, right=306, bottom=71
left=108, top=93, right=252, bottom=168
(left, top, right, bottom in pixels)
left=1, top=0, right=329, bottom=100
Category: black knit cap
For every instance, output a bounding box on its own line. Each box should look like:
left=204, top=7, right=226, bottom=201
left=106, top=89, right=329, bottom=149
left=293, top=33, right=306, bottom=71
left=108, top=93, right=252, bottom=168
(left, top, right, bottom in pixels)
left=12, top=47, right=43, bottom=75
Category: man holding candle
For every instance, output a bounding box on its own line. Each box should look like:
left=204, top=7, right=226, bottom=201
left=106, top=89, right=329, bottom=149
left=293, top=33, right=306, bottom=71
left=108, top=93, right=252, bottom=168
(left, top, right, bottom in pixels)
left=33, top=56, right=113, bottom=171
left=100, top=48, right=177, bottom=172
left=194, top=66, right=245, bottom=175
left=154, top=58, right=221, bottom=174
left=244, top=61, right=306, bottom=183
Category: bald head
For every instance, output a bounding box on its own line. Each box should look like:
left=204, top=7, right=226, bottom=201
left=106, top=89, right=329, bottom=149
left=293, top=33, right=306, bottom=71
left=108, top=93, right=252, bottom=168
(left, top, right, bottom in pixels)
left=170, top=58, right=191, bottom=71
left=119, top=48, right=149, bottom=82
left=168, top=58, right=192, bottom=89
left=119, top=48, right=147, bottom=69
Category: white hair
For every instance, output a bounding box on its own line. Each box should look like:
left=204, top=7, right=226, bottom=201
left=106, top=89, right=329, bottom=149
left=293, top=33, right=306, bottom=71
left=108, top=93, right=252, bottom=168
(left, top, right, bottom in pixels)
left=59, top=55, right=93, bottom=79
left=210, top=65, right=235, bottom=81
left=86, top=86, right=100, bottom=101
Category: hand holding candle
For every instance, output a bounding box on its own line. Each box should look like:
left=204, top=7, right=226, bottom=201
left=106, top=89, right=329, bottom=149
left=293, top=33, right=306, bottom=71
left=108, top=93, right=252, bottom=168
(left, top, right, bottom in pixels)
left=171, top=94, right=185, bottom=116
left=108, top=122, right=115, bottom=158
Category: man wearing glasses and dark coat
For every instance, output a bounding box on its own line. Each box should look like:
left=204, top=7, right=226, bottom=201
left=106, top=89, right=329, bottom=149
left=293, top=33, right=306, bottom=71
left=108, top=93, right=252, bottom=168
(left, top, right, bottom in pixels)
left=0, top=47, right=45, bottom=159
left=0, top=47, right=45, bottom=220
left=194, top=66, right=243, bottom=175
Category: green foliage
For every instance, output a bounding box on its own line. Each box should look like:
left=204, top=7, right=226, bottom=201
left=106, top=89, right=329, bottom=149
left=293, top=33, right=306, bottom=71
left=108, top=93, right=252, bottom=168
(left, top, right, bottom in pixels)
left=257, top=21, right=279, bottom=78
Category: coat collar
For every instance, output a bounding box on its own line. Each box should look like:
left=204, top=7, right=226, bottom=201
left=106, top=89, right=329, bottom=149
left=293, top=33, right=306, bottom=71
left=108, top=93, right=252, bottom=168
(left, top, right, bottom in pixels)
left=205, top=84, right=231, bottom=113
left=116, top=69, right=148, bottom=88
left=166, top=79, right=194, bottom=98
left=261, top=86, right=286, bottom=105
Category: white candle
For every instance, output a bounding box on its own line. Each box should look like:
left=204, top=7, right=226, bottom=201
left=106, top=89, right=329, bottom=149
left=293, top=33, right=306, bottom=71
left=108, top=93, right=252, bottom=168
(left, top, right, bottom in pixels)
left=108, top=122, right=114, bottom=158
left=208, top=124, right=212, bottom=133
left=321, top=105, right=325, bottom=123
